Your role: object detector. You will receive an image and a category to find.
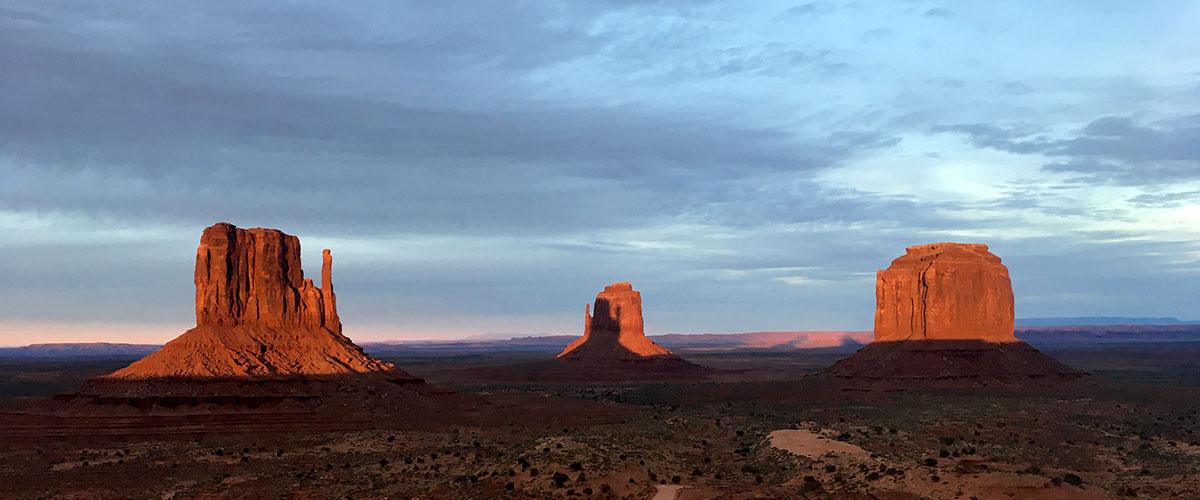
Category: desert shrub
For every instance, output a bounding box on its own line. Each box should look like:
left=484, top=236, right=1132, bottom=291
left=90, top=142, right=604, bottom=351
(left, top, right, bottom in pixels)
left=802, top=476, right=820, bottom=491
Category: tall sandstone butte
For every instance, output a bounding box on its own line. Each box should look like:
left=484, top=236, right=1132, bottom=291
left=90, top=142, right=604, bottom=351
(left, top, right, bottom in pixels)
left=194, top=222, right=340, bottom=331
left=557, top=282, right=676, bottom=360
left=827, top=242, right=1079, bottom=389
left=104, top=222, right=404, bottom=381
left=874, top=242, right=1015, bottom=342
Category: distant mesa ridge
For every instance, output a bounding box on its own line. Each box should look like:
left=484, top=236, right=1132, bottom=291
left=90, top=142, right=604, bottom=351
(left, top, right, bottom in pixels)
left=1017, top=317, right=1198, bottom=327
left=92, top=222, right=415, bottom=388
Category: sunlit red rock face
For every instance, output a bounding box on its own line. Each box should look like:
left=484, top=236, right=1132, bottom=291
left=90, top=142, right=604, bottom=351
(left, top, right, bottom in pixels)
left=827, top=243, right=1081, bottom=389
left=874, top=243, right=1015, bottom=342
left=100, top=222, right=409, bottom=383
left=557, top=282, right=675, bottom=360
left=194, top=222, right=340, bottom=332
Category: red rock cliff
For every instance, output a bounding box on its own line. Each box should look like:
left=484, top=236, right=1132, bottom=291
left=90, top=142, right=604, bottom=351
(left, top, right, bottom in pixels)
left=102, top=222, right=405, bottom=381
left=874, top=243, right=1015, bottom=342
left=557, top=282, right=675, bottom=359
left=195, top=222, right=340, bottom=332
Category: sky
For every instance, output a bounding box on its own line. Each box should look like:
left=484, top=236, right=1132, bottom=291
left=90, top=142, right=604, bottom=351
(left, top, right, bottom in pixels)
left=1, top=1, right=1198, bottom=346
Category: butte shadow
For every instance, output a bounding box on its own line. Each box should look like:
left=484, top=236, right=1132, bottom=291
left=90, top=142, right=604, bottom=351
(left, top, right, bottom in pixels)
left=72, top=222, right=428, bottom=406
left=466, top=282, right=709, bottom=383
left=826, top=243, right=1083, bottom=391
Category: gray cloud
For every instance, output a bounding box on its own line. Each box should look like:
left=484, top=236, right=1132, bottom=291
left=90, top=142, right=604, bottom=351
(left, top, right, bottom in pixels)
left=0, top=3, right=894, bottom=239
left=777, top=2, right=838, bottom=20
left=2, top=1, right=1199, bottom=341
left=923, top=8, right=952, bottom=19
left=1128, top=190, right=1200, bottom=208
left=1002, top=81, right=1035, bottom=95
left=931, top=115, right=1200, bottom=185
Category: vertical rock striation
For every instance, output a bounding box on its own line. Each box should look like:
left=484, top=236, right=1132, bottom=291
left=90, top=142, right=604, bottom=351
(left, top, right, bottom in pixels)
left=874, top=243, right=1015, bottom=342
left=194, top=222, right=340, bottom=332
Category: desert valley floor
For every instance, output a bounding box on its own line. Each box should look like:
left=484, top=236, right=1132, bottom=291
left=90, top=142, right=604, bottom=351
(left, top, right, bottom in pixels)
left=2, top=342, right=1199, bottom=499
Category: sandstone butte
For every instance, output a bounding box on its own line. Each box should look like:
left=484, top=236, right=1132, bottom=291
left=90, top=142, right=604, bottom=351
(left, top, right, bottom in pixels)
left=827, top=242, right=1080, bottom=388
left=556, top=282, right=678, bottom=361
left=874, top=242, right=1016, bottom=342
left=103, top=222, right=408, bottom=381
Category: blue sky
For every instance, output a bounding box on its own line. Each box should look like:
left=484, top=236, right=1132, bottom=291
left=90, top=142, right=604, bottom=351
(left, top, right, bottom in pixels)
left=1, top=1, right=1198, bottom=344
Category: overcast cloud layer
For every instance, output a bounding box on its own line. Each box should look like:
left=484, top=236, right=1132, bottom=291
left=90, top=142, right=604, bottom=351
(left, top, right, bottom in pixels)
left=2, top=1, right=1198, bottom=345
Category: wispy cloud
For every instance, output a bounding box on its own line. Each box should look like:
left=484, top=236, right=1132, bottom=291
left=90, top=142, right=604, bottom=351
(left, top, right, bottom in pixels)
left=1, top=1, right=1199, bottom=342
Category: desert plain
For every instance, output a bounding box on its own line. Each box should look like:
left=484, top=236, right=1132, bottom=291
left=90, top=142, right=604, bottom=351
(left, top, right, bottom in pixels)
left=1, top=337, right=1199, bottom=499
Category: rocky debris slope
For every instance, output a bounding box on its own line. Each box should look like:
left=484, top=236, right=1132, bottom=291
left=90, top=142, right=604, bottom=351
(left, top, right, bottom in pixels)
left=826, top=340, right=1081, bottom=389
